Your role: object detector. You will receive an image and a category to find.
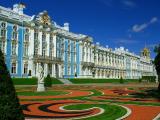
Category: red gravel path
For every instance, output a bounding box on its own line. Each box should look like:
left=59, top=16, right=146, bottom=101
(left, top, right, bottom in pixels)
left=124, top=105, right=160, bottom=120
left=21, top=100, right=101, bottom=119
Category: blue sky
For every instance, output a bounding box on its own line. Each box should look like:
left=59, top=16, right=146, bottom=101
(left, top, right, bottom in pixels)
left=1, top=0, right=160, bottom=58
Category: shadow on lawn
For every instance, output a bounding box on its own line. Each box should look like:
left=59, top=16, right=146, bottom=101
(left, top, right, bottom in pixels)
left=131, top=89, right=160, bottom=99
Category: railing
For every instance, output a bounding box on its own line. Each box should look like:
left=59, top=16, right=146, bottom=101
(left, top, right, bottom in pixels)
left=33, top=55, right=62, bottom=63
left=81, top=62, right=95, bottom=67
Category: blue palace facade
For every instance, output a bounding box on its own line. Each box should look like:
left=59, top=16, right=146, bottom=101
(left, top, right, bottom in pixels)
left=0, top=3, right=156, bottom=79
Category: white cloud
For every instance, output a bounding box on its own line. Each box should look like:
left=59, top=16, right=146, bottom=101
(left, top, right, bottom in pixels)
left=132, top=17, right=158, bottom=32
left=132, top=23, right=148, bottom=32
left=122, top=0, right=136, bottom=8
left=150, top=17, right=158, bottom=23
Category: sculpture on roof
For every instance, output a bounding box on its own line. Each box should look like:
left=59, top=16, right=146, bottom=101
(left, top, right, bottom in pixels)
left=36, top=11, right=51, bottom=25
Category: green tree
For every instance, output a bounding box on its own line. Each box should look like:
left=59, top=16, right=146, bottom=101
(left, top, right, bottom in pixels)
left=154, top=44, right=160, bottom=91
left=0, top=50, right=24, bottom=120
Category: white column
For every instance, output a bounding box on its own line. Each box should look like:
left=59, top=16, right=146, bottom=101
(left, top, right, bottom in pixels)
left=46, top=33, right=50, bottom=56
left=53, top=35, right=57, bottom=57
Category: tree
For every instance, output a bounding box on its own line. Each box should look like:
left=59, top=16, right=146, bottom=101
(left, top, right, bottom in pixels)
left=154, top=44, right=160, bottom=91
left=0, top=50, right=24, bottom=120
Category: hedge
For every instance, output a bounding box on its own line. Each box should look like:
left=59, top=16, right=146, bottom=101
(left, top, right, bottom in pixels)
left=68, top=78, right=139, bottom=84
left=44, top=74, right=52, bottom=87
left=142, top=76, right=156, bottom=82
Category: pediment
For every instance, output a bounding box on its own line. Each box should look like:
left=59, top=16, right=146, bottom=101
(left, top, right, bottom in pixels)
left=36, top=11, right=52, bottom=25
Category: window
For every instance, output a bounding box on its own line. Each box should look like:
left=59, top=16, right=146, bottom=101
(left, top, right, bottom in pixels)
left=0, top=23, right=6, bottom=52
left=34, top=48, right=38, bottom=56
left=1, top=22, right=6, bottom=37
left=25, top=28, right=29, bottom=41
left=11, top=63, right=16, bottom=74
left=49, top=35, right=54, bottom=57
left=42, top=33, right=46, bottom=57
left=24, top=44, right=28, bottom=56
left=1, top=22, right=6, bottom=28
left=12, top=43, right=16, bottom=55
left=12, top=25, right=18, bottom=40
left=34, top=29, right=38, bottom=40
left=0, top=41, right=5, bottom=53
left=24, top=63, right=28, bottom=74
left=34, top=29, right=39, bottom=55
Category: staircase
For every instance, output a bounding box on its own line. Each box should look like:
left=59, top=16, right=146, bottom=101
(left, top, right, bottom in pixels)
left=58, top=78, right=73, bottom=85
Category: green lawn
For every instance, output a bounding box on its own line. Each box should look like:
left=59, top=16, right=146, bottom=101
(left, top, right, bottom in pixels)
left=12, top=77, right=63, bottom=85
left=64, top=104, right=127, bottom=120
left=17, top=90, right=68, bottom=96
left=68, top=78, right=139, bottom=84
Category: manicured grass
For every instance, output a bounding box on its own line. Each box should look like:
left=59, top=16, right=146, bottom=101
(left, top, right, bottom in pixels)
left=68, top=78, right=139, bottom=84
left=17, top=91, right=68, bottom=96
left=12, top=77, right=63, bottom=85
left=51, top=77, right=63, bottom=84
left=64, top=104, right=127, bottom=120
left=12, top=78, right=38, bottom=85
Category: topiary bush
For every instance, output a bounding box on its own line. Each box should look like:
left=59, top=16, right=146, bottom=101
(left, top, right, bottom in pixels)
left=120, top=77, right=124, bottom=84
left=0, top=50, right=24, bottom=120
left=139, top=78, right=142, bottom=83
left=44, top=74, right=52, bottom=87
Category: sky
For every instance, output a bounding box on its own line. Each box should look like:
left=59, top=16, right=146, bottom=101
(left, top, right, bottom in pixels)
left=1, top=0, right=160, bottom=58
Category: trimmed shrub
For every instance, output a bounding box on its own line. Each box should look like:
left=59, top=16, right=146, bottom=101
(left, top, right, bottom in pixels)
left=138, top=78, right=142, bottom=83
left=119, top=77, right=124, bottom=84
left=44, top=74, right=52, bottom=87
left=68, top=78, right=139, bottom=84
left=0, top=50, right=24, bottom=120
left=142, top=76, right=156, bottom=82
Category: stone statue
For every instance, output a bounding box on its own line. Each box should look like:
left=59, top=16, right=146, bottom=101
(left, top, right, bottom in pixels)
left=38, top=63, right=44, bottom=83
left=37, top=63, right=45, bottom=92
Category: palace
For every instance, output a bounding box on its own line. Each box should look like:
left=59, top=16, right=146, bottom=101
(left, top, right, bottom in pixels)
left=0, top=3, right=156, bottom=79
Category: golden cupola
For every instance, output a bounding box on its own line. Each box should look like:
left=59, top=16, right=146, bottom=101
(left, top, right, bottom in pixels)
left=141, top=47, right=150, bottom=58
